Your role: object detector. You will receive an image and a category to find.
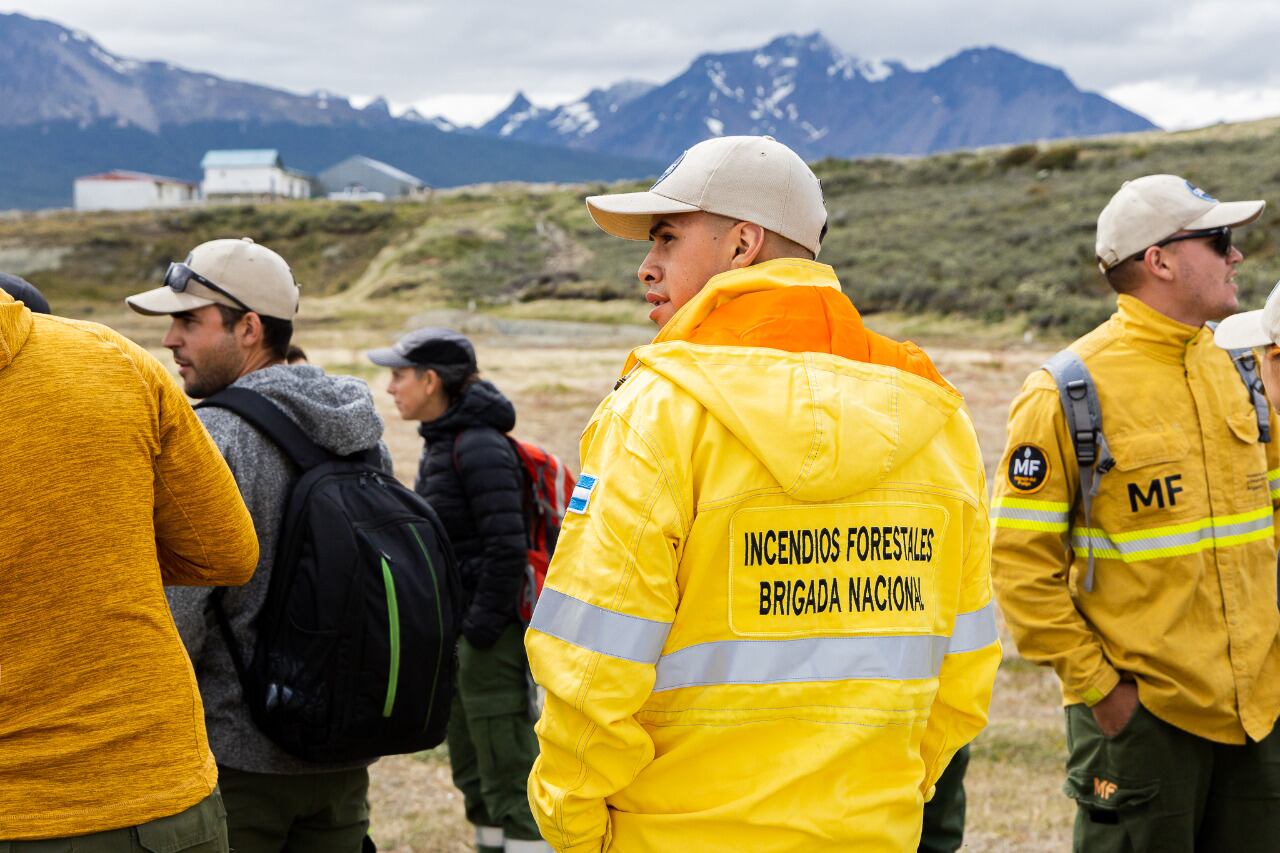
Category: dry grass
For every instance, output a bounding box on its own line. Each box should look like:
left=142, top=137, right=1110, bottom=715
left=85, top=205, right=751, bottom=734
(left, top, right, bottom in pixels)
left=121, top=315, right=1073, bottom=851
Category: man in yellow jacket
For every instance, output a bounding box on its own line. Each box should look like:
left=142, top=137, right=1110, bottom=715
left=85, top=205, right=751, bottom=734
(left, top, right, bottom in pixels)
left=525, top=135, right=1000, bottom=852
left=992, top=175, right=1280, bottom=851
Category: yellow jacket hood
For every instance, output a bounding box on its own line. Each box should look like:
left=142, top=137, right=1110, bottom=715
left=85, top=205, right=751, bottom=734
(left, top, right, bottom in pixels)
left=627, top=260, right=963, bottom=502
left=633, top=341, right=962, bottom=502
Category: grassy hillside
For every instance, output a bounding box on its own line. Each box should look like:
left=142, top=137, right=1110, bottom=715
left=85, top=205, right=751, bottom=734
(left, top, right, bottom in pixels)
left=6, top=117, right=1280, bottom=336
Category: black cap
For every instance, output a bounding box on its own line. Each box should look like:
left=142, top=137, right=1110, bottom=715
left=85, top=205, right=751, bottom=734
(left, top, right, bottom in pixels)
left=367, top=327, right=476, bottom=371
left=0, top=273, right=50, bottom=314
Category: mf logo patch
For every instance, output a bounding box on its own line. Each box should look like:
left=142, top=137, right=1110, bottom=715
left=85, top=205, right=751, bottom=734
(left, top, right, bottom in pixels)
left=567, top=474, right=598, bottom=515
left=1185, top=180, right=1217, bottom=203
left=1007, top=444, right=1050, bottom=494
left=1093, top=777, right=1118, bottom=801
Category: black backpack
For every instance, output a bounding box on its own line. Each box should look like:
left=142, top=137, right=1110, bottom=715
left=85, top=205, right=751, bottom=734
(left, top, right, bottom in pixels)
left=198, top=387, right=463, bottom=763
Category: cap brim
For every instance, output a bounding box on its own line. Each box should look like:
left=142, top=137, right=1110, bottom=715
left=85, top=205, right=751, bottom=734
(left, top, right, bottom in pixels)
left=125, top=286, right=215, bottom=316
left=1188, top=199, right=1266, bottom=231
left=585, top=191, right=701, bottom=241
left=366, top=346, right=414, bottom=368
left=1213, top=309, right=1272, bottom=350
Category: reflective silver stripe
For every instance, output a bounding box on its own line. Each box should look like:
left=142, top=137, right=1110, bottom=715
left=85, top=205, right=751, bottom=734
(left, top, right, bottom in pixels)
left=947, top=601, right=999, bottom=654
left=476, top=826, right=504, bottom=847
left=504, top=840, right=551, bottom=853
left=652, top=633, right=946, bottom=693
left=1071, top=511, right=1273, bottom=561
left=529, top=588, right=671, bottom=664
left=651, top=604, right=1000, bottom=693
left=991, top=506, right=1067, bottom=524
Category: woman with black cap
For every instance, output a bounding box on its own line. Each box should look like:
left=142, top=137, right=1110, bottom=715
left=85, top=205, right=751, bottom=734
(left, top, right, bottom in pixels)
left=369, top=328, right=547, bottom=853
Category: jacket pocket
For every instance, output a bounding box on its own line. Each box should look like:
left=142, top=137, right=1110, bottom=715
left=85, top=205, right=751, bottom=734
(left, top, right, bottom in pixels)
left=1102, top=430, right=1191, bottom=526
left=1063, top=769, right=1159, bottom=814
left=1227, top=406, right=1262, bottom=444
left=135, top=791, right=227, bottom=853
left=1107, top=429, right=1188, bottom=471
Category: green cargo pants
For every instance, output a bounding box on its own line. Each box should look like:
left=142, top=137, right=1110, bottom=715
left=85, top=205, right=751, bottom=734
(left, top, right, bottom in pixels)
left=0, top=790, right=226, bottom=852
left=448, top=622, right=542, bottom=848
left=919, top=743, right=969, bottom=853
left=216, top=765, right=370, bottom=853
left=1065, top=702, right=1280, bottom=852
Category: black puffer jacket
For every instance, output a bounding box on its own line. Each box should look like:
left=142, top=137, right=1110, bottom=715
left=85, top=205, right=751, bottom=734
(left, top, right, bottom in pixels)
left=416, top=379, right=525, bottom=649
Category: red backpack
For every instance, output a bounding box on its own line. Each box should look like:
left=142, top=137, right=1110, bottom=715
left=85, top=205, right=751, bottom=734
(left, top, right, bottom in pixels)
left=454, top=431, right=576, bottom=623
left=508, top=438, right=576, bottom=622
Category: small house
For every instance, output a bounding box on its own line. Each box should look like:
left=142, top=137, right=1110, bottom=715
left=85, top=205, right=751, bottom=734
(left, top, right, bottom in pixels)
left=318, top=155, right=427, bottom=199
left=201, top=149, right=312, bottom=201
left=73, top=170, right=199, bottom=211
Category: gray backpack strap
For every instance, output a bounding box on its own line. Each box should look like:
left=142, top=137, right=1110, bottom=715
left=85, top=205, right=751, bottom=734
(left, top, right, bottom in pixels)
left=1206, top=321, right=1272, bottom=444
left=1233, top=350, right=1272, bottom=443
left=1042, top=350, right=1114, bottom=592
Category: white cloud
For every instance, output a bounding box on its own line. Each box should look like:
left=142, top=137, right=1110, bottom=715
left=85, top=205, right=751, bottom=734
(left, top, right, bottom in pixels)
left=1105, top=81, right=1280, bottom=131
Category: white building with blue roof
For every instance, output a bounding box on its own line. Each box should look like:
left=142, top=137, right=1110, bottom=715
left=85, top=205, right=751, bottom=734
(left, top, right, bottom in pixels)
left=201, top=149, right=312, bottom=200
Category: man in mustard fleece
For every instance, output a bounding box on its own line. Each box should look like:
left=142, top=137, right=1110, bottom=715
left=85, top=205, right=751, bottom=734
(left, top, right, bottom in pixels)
left=0, top=290, right=258, bottom=848
left=524, top=136, right=999, bottom=852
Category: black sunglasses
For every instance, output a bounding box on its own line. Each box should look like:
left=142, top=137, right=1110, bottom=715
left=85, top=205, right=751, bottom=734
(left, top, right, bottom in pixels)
left=164, top=262, right=253, bottom=313
left=1130, top=226, right=1233, bottom=264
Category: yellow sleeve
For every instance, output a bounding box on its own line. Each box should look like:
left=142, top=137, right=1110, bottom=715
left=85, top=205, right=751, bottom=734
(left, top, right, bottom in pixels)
left=919, top=434, right=1001, bottom=796
left=143, top=346, right=259, bottom=587
left=991, top=375, right=1119, bottom=706
left=525, top=408, right=685, bottom=853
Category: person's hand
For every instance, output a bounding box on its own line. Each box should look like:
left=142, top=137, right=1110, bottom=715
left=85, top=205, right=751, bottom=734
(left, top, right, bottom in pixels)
left=1091, top=681, right=1139, bottom=737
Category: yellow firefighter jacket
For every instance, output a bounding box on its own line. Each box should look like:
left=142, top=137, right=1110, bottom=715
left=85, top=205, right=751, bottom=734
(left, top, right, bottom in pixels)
left=992, top=294, right=1280, bottom=744
left=526, top=259, right=1001, bottom=852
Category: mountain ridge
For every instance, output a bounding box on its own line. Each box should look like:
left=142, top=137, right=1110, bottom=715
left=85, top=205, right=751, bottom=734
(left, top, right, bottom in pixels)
left=475, top=33, right=1157, bottom=161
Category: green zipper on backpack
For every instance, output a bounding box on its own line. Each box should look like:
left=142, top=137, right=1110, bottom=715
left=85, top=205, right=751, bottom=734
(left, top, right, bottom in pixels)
left=409, top=525, right=445, bottom=733
left=380, top=554, right=401, bottom=718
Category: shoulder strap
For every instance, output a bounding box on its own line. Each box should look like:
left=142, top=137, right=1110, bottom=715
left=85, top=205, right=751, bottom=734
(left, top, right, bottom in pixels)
left=1207, top=321, right=1271, bottom=444
left=197, top=387, right=333, bottom=470
left=209, top=588, right=252, bottom=689
left=1042, top=349, right=1114, bottom=593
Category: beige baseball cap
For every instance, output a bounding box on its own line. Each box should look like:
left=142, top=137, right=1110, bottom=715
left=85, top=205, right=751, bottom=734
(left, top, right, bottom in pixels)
left=1214, top=280, right=1280, bottom=350
left=1096, top=175, right=1264, bottom=272
left=126, top=237, right=300, bottom=320
left=586, top=135, right=827, bottom=255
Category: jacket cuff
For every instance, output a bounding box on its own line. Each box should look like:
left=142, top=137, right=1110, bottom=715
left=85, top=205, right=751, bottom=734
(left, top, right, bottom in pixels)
left=1077, top=665, right=1121, bottom=707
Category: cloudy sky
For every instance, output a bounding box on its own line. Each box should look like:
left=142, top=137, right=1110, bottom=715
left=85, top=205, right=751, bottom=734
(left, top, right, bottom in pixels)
left=4, top=0, right=1279, bottom=130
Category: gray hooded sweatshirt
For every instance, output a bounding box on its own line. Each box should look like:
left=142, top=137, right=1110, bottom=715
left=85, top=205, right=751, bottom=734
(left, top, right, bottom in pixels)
left=168, top=363, right=391, bottom=774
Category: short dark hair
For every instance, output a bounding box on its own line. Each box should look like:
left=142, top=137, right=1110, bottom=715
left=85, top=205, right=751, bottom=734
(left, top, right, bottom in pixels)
left=416, top=362, right=478, bottom=403
left=1104, top=259, right=1141, bottom=295
left=215, top=305, right=294, bottom=361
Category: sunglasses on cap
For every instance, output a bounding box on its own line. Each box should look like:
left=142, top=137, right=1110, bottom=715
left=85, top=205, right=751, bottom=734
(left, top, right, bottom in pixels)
left=164, top=262, right=253, bottom=313
left=1129, top=226, right=1233, bottom=264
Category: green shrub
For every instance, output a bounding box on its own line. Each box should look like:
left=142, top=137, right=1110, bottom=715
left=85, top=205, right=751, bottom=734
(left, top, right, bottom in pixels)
left=998, top=144, right=1039, bottom=169
left=1032, top=144, right=1081, bottom=171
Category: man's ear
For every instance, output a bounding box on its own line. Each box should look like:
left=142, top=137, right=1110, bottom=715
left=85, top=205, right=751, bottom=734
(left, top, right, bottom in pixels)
left=1141, top=247, right=1177, bottom=282
left=729, top=221, right=766, bottom=269
left=236, top=311, right=266, bottom=348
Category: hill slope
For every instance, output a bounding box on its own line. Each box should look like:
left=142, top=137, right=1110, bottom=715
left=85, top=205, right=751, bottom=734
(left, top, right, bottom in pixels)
left=5, top=120, right=1279, bottom=338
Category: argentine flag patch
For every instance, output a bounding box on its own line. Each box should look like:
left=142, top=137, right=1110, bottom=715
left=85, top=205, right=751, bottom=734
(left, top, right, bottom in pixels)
left=567, top=474, right=598, bottom=515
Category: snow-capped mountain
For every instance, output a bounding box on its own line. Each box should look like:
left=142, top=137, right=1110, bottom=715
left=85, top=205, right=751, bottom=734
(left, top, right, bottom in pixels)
left=0, top=12, right=402, bottom=130
left=480, top=81, right=657, bottom=144
left=478, top=32, right=1155, bottom=161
